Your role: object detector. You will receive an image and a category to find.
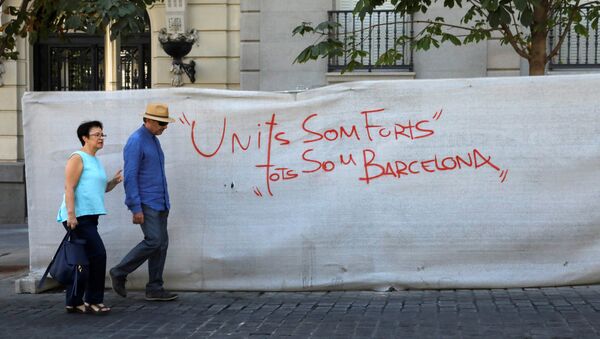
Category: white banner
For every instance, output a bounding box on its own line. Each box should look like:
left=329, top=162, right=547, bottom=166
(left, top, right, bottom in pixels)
left=23, top=74, right=600, bottom=290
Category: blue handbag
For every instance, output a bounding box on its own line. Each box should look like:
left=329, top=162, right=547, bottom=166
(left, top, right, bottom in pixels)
left=39, top=230, right=89, bottom=295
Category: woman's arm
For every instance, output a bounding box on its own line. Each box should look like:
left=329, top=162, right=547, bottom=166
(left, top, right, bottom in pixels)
left=64, top=154, right=83, bottom=229
left=106, top=169, right=123, bottom=192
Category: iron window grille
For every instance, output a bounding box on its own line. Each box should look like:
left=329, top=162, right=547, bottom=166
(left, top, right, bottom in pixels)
left=549, top=6, right=600, bottom=69
left=328, top=10, right=413, bottom=72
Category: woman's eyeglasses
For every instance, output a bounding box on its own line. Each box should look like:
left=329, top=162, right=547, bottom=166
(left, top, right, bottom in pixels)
left=89, top=133, right=107, bottom=138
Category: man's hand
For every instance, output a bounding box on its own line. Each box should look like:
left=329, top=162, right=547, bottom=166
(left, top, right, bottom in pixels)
left=132, top=212, right=144, bottom=225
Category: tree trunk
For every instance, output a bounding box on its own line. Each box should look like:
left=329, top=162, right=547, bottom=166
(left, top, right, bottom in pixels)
left=529, top=37, right=547, bottom=75
left=529, top=2, right=549, bottom=76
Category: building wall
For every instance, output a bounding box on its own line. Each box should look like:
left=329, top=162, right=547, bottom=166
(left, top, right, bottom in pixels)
left=412, top=4, right=522, bottom=79
left=487, top=35, right=523, bottom=77
left=242, top=1, right=523, bottom=90
left=149, top=0, right=240, bottom=89
left=0, top=0, right=27, bottom=162
left=240, top=0, right=331, bottom=91
left=0, top=0, right=27, bottom=224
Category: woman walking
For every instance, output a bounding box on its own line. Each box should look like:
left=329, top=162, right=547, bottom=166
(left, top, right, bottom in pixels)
left=56, top=121, right=123, bottom=314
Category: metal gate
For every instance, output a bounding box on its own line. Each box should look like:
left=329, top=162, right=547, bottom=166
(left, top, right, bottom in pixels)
left=34, top=35, right=105, bottom=91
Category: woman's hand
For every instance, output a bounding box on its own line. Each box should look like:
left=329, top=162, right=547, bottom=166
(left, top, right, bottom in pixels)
left=112, top=169, right=124, bottom=184
left=106, top=169, right=124, bottom=192
left=67, top=214, right=78, bottom=230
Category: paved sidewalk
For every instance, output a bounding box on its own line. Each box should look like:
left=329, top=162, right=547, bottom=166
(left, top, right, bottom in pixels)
left=0, top=224, right=28, bottom=280
left=2, top=275, right=600, bottom=338
left=2, top=224, right=600, bottom=338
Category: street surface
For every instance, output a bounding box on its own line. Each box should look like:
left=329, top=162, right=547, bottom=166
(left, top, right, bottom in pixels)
left=1, top=224, right=600, bottom=338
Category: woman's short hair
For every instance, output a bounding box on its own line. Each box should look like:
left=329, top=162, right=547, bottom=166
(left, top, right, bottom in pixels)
left=77, top=121, right=103, bottom=146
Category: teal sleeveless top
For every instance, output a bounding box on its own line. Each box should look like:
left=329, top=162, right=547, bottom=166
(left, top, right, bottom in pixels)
left=57, top=151, right=108, bottom=222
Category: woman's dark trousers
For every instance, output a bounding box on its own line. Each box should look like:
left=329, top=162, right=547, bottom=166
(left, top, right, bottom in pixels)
left=62, top=215, right=106, bottom=306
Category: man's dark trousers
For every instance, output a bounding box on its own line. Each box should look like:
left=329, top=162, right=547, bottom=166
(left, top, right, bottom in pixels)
left=111, top=205, right=169, bottom=293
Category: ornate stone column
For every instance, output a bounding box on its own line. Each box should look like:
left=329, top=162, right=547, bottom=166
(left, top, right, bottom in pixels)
left=105, top=25, right=122, bottom=91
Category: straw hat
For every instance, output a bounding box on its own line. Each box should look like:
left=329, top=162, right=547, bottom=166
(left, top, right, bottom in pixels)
left=141, top=103, right=175, bottom=123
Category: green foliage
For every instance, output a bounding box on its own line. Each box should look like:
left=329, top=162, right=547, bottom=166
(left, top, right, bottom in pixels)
left=292, top=22, right=315, bottom=36
left=0, top=0, right=160, bottom=60
left=376, top=49, right=404, bottom=66
left=293, top=20, right=344, bottom=64
left=294, top=38, right=344, bottom=64
left=293, top=0, right=600, bottom=75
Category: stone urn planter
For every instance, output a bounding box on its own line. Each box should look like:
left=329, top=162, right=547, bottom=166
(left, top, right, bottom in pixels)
left=158, top=28, right=198, bottom=86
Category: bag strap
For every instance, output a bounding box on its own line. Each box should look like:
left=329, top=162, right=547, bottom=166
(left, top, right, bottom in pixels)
left=38, top=230, right=71, bottom=289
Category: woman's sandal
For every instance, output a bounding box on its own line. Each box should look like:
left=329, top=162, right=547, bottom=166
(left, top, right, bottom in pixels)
left=84, top=302, right=111, bottom=315
left=65, top=304, right=87, bottom=314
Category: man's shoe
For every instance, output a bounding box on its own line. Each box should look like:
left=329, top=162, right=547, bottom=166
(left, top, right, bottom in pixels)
left=145, top=290, right=178, bottom=301
left=109, top=268, right=127, bottom=298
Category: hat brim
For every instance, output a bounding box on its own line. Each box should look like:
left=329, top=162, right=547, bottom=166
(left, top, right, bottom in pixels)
left=141, top=113, right=176, bottom=123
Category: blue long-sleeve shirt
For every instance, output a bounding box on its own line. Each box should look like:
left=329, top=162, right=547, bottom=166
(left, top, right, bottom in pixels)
left=123, top=125, right=170, bottom=213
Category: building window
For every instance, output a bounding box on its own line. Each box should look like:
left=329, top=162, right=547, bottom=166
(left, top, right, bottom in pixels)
left=328, top=10, right=413, bottom=72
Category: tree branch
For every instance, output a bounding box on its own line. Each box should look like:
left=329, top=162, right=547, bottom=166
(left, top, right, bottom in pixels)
left=500, top=23, right=530, bottom=59
left=507, top=3, right=523, bottom=40
left=466, top=0, right=487, bottom=19
left=577, top=0, right=600, bottom=5
left=332, top=19, right=496, bottom=37
left=18, top=0, right=31, bottom=15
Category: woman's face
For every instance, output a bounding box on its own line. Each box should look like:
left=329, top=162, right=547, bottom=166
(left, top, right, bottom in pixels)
left=84, top=127, right=105, bottom=150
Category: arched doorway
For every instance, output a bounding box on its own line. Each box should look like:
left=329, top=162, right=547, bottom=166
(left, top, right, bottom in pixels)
left=33, top=13, right=151, bottom=91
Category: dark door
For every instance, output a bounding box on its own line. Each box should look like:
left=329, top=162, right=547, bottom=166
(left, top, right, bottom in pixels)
left=121, top=32, right=151, bottom=90
left=34, top=35, right=105, bottom=91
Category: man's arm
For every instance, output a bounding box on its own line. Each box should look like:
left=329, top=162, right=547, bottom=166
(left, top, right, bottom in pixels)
left=123, top=137, right=143, bottom=222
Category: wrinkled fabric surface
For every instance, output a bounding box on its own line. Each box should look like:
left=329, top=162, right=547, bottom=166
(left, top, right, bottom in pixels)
left=23, top=75, right=600, bottom=290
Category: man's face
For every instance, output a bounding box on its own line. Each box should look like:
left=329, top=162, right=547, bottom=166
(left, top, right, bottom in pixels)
left=145, top=119, right=169, bottom=136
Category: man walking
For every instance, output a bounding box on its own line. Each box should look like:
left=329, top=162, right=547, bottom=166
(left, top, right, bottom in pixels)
left=110, top=103, right=178, bottom=301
